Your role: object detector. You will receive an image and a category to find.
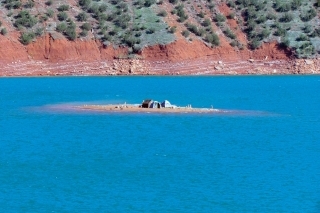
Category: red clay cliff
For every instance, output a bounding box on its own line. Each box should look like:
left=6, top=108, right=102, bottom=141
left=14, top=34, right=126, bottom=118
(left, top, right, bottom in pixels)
left=0, top=33, right=318, bottom=76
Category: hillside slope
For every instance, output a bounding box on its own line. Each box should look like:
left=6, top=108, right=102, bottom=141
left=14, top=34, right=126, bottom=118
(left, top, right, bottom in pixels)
left=0, top=0, right=320, bottom=76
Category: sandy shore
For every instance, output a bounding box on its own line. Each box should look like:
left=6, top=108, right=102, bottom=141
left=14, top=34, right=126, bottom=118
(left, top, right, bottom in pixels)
left=79, top=104, right=220, bottom=114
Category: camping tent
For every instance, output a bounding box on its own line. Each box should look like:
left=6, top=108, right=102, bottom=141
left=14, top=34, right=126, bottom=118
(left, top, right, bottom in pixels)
left=150, top=101, right=161, bottom=108
left=141, top=99, right=153, bottom=108
left=161, top=100, right=172, bottom=108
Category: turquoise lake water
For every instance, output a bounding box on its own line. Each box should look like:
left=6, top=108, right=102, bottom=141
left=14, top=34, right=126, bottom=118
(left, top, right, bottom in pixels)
left=0, top=76, right=320, bottom=212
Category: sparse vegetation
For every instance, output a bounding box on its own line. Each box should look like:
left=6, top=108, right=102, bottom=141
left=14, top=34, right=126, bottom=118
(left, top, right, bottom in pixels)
left=223, top=28, right=236, bottom=39
left=1, top=28, right=7, bottom=35
left=214, top=13, right=226, bottom=23
left=57, top=12, right=68, bottom=21
left=76, top=12, right=88, bottom=21
left=0, top=0, right=319, bottom=57
left=205, top=32, right=220, bottom=46
left=57, top=5, right=69, bottom=12
left=14, top=11, right=37, bottom=28
left=182, top=30, right=190, bottom=37
left=20, top=32, right=35, bottom=45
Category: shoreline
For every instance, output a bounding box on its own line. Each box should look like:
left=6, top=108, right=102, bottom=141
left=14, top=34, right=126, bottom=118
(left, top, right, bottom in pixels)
left=0, top=58, right=319, bottom=77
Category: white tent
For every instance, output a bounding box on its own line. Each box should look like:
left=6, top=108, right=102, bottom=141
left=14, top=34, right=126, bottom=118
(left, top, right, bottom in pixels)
left=150, top=101, right=161, bottom=108
left=161, top=100, right=172, bottom=108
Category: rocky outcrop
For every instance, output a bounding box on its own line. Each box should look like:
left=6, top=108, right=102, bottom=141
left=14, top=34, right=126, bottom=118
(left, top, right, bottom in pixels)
left=292, top=59, right=320, bottom=74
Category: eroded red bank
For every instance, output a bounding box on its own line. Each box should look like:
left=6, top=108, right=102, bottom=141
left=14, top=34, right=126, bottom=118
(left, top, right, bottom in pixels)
left=0, top=34, right=319, bottom=76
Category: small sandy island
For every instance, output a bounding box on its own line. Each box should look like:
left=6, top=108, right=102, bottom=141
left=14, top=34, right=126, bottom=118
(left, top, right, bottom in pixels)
left=79, top=103, right=220, bottom=114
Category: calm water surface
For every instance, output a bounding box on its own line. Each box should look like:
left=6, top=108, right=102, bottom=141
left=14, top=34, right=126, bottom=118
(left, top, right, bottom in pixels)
left=0, top=76, right=320, bottom=212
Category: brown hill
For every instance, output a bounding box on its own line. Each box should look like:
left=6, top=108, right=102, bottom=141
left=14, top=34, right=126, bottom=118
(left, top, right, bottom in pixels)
left=0, top=0, right=319, bottom=76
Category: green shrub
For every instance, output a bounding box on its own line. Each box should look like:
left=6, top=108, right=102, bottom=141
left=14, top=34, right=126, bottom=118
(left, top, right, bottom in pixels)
left=46, top=9, right=54, bottom=18
left=99, top=4, right=108, bottom=12
left=296, top=42, right=315, bottom=58
left=14, top=10, right=38, bottom=28
left=5, top=0, right=22, bottom=9
left=230, top=40, right=237, bottom=47
left=65, top=28, right=76, bottom=40
left=24, top=0, right=35, bottom=8
left=81, top=22, right=91, bottom=31
left=56, top=22, right=67, bottom=32
left=311, top=28, right=320, bottom=37
left=303, top=25, right=312, bottom=34
left=176, top=4, right=188, bottom=22
left=253, top=1, right=265, bottom=10
left=57, top=12, right=68, bottom=21
left=196, top=28, right=206, bottom=37
left=274, top=27, right=287, bottom=37
left=256, top=15, right=266, bottom=24
left=291, top=0, right=301, bottom=10
left=279, top=13, right=293, bottom=22
left=208, top=3, right=215, bottom=11
left=45, top=0, right=52, bottom=6
left=214, top=13, right=226, bottom=22
left=237, top=0, right=251, bottom=7
left=205, top=32, right=220, bottom=46
left=113, top=14, right=130, bottom=29
left=169, top=0, right=178, bottom=4
left=135, top=32, right=141, bottom=37
left=58, top=5, right=69, bottom=12
left=227, top=1, right=236, bottom=8
left=1, top=28, right=7, bottom=35
left=202, top=18, right=211, bottom=27
left=35, top=27, right=43, bottom=36
left=88, top=3, right=99, bottom=14
left=247, top=31, right=257, bottom=40
left=79, top=0, right=91, bottom=9
left=228, top=12, right=235, bottom=19
left=276, top=3, right=291, bottom=12
left=144, top=0, right=156, bottom=7
left=249, top=38, right=261, bottom=49
left=169, top=26, right=177, bottom=33
left=20, top=32, right=35, bottom=45
left=39, top=15, right=48, bottom=23
left=259, top=28, right=270, bottom=39
left=273, top=0, right=282, bottom=9
left=296, top=34, right=309, bottom=41
left=65, top=23, right=76, bottom=40
left=92, top=12, right=105, bottom=21
left=146, top=28, right=155, bottom=34
left=123, top=35, right=140, bottom=47
left=158, top=10, right=167, bottom=17
left=182, top=30, right=190, bottom=37
left=300, top=8, right=317, bottom=22
left=280, top=37, right=290, bottom=48
left=267, top=13, right=277, bottom=20
left=244, top=6, right=257, bottom=20
left=77, top=12, right=88, bottom=21
left=224, top=28, right=236, bottom=39
left=246, top=20, right=256, bottom=32
left=79, top=30, right=88, bottom=37
left=186, top=23, right=199, bottom=35
left=197, top=12, right=205, bottom=18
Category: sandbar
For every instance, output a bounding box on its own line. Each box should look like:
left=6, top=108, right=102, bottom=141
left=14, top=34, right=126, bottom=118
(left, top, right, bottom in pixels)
left=79, top=104, right=220, bottom=114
